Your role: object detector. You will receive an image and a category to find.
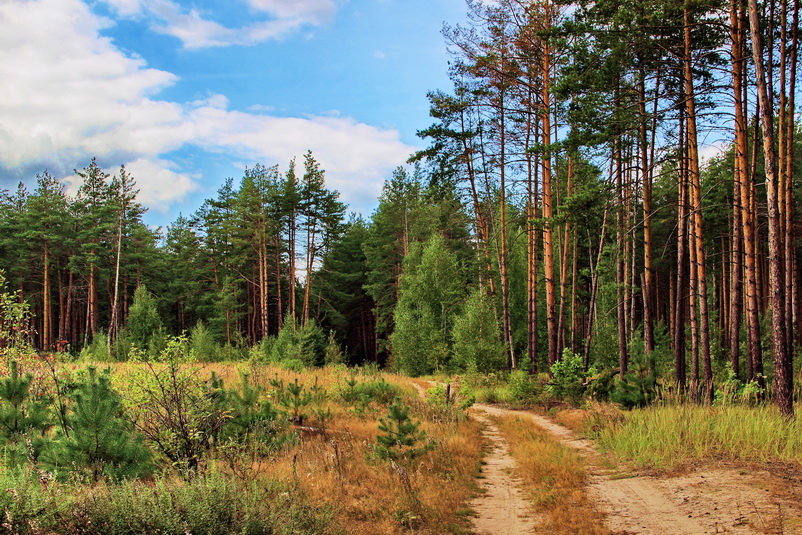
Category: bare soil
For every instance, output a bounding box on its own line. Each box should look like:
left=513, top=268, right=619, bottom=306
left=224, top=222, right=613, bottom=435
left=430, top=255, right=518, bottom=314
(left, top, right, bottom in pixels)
left=477, top=404, right=802, bottom=534
left=467, top=410, right=539, bottom=535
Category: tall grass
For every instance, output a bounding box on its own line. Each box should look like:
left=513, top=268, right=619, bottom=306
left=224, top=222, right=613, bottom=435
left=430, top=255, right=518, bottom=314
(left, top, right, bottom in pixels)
left=597, top=404, right=802, bottom=470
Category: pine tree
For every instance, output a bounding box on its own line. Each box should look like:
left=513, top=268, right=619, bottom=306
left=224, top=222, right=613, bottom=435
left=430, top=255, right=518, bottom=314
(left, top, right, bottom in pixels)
left=374, top=400, right=432, bottom=462
left=47, top=367, right=151, bottom=480
left=0, top=360, right=51, bottom=463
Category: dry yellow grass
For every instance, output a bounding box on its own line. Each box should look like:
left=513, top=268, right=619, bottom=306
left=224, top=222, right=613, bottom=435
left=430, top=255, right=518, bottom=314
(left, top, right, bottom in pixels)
left=88, top=362, right=483, bottom=534
left=493, top=414, right=609, bottom=535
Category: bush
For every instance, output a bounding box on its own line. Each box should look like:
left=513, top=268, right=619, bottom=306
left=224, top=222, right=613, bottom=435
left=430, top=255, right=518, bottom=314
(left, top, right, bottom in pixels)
left=79, top=331, right=112, bottom=361
left=374, top=400, right=433, bottom=463
left=336, top=372, right=400, bottom=413
left=506, top=370, right=541, bottom=405
left=126, top=285, right=164, bottom=357
left=323, top=331, right=346, bottom=365
left=423, top=383, right=473, bottom=423
left=190, top=321, right=221, bottom=362
left=0, top=360, right=52, bottom=465
left=547, top=349, right=590, bottom=404
left=124, top=343, right=227, bottom=476
left=260, top=317, right=327, bottom=367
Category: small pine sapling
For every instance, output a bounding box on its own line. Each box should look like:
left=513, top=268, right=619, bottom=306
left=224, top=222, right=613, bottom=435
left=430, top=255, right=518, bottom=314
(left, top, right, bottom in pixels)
left=278, top=378, right=313, bottom=425
left=225, top=372, right=280, bottom=437
left=374, top=400, right=433, bottom=463
left=48, top=367, right=151, bottom=480
left=0, top=360, right=52, bottom=464
left=374, top=399, right=433, bottom=521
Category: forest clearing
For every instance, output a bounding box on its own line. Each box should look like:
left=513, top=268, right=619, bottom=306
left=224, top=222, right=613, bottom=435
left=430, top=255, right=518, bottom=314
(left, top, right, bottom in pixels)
left=4, top=0, right=802, bottom=532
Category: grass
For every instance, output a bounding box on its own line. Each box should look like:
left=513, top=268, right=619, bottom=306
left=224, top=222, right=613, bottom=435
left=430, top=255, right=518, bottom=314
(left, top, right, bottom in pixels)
left=492, top=414, right=609, bottom=535
left=49, top=362, right=484, bottom=534
left=596, top=403, right=802, bottom=471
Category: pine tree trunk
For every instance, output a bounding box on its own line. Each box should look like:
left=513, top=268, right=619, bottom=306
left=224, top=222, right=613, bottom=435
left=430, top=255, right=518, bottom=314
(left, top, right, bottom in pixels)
left=674, top=114, right=689, bottom=391
left=542, top=40, right=558, bottom=366
left=748, top=0, right=793, bottom=415
left=639, top=69, right=655, bottom=356
left=684, top=5, right=713, bottom=401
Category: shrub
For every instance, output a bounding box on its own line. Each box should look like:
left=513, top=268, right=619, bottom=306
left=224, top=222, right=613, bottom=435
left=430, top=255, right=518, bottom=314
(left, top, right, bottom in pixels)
left=547, top=349, right=590, bottom=404
left=336, top=372, right=399, bottom=414
left=611, top=363, right=657, bottom=410
left=79, top=331, right=112, bottom=362
left=190, top=321, right=221, bottom=362
left=264, top=317, right=327, bottom=367
left=124, top=345, right=227, bottom=476
left=323, top=331, right=346, bottom=365
left=374, top=400, right=433, bottom=463
left=67, top=471, right=334, bottom=535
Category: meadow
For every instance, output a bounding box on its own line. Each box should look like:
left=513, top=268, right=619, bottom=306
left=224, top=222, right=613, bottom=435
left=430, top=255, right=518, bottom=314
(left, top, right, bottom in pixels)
left=0, top=355, right=483, bottom=534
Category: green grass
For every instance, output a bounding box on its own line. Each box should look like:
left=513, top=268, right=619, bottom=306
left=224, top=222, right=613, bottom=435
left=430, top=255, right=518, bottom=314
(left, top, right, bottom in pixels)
left=597, top=403, right=802, bottom=471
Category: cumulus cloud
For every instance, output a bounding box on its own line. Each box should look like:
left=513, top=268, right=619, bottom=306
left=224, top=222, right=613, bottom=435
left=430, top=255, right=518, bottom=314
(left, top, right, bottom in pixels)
left=0, top=0, right=412, bottom=212
left=99, top=0, right=338, bottom=48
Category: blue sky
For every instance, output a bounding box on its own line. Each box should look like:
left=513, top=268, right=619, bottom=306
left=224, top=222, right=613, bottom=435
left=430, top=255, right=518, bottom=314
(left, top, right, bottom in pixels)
left=0, top=0, right=467, bottom=227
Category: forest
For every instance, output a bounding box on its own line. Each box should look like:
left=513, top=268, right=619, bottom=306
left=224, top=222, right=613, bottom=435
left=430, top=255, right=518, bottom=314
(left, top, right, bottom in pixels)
left=1, top=0, right=802, bottom=533
left=4, top=0, right=801, bottom=412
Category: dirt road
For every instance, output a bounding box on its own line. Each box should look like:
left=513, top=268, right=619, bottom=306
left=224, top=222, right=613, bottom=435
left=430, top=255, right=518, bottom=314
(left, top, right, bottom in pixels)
left=476, top=404, right=802, bottom=534
left=409, top=381, right=801, bottom=534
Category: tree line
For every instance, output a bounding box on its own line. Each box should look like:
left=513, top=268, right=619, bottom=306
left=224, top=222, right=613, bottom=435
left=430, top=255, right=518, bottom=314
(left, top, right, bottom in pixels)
left=2, top=0, right=801, bottom=414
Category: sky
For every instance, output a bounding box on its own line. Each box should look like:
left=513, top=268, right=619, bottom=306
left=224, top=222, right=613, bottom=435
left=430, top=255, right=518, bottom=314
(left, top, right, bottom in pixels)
left=0, top=0, right=468, bottom=227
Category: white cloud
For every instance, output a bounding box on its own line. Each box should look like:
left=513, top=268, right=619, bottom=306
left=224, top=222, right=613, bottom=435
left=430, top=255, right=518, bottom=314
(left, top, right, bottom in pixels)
left=0, top=0, right=413, bottom=212
left=123, top=158, right=201, bottom=212
left=99, top=0, right=338, bottom=49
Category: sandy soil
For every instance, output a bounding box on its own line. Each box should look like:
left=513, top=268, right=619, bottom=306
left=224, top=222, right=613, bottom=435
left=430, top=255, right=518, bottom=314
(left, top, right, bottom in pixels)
left=476, top=404, right=802, bottom=534
left=467, top=410, right=538, bottom=535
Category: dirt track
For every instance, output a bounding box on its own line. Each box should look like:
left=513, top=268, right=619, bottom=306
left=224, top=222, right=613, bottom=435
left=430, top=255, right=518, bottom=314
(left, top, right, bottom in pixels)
left=467, top=410, right=538, bottom=535
left=409, top=381, right=802, bottom=534
left=476, top=404, right=802, bottom=534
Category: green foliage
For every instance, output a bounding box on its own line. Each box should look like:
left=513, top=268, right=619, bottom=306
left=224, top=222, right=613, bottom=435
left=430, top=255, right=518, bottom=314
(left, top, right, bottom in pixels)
left=391, top=234, right=465, bottom=375
left=261, top=317, right=327, bottom=367
left=713, top=367, right=764, bottom=406
left=424, top=383, right=474, bottom=421
left=336, top=371, right=400, bottom=415
left=79, top=331, right=112, bottom=361
left=547, top=349, right=591, bottom=404
left=0, top=360, right=51, bottom=464
left=125, top=285, right=164, bottom=357
left=506, top=370, right=541, bottom=405
left=374, top=400, right=433, bottom=463
left=0, top=469, right=334, bottom=535
left=272, top=377, right=314, bottom=424
left=46, top=368, right=151, bottom=481
left=190, top=321, right=221, bottom=362
left=451, top=288, right=506, bottom=373
left=611, top=359, right=658, bottom=410
left=323, top=331, right=345, bottom=365
left=124, top=348, right=227, bottom=476
left=0, top=273, right=35, bottom=357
